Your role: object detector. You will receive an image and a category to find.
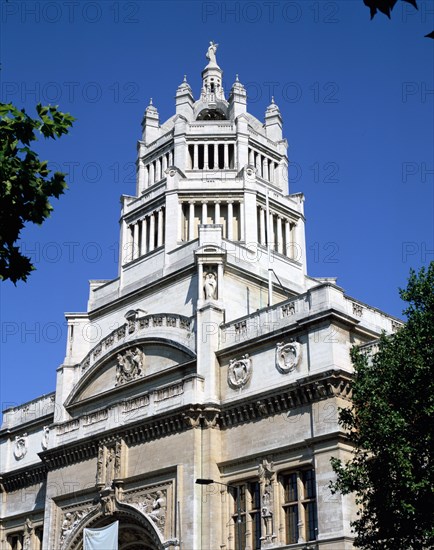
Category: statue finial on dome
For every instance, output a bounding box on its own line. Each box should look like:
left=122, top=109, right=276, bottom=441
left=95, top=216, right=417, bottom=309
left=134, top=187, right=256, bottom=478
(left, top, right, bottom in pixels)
left=206, top=41, right=218, bottom=64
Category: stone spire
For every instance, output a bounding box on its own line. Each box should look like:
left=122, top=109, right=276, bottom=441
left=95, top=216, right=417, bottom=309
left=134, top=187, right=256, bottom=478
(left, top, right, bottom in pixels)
left=228, top=74, right=247, bottom=119
left=265, top=97, right=283, bottom=142
left=142, top=98, right=160, bottom=144
left=176, top=75, right=194, bottom=118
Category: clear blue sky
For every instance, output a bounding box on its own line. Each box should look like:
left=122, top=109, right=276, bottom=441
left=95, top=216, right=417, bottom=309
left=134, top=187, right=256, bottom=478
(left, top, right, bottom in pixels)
left=1, top=0, right=433, bottom=412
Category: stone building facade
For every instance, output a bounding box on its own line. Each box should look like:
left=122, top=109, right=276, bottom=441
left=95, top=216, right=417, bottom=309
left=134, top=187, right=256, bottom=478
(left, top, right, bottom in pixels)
left=0, top=44, right=402, bottom=550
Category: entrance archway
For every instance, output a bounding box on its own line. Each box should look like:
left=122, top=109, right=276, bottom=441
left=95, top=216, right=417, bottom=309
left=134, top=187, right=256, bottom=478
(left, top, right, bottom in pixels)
left=65, top=506, right=165, bottom=550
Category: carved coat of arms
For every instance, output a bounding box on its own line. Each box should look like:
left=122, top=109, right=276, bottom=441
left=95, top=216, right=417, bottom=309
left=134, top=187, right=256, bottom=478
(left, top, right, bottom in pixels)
left=228, top=354, right=252, bottom=388
left=275, top=341, right=301, bottom=374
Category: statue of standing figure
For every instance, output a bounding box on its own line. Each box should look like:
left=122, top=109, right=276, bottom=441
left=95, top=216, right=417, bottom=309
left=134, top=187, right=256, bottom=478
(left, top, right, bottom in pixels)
left=204, top=271, right=217, bottom=300
left=206, top=41, right=218, bottom=64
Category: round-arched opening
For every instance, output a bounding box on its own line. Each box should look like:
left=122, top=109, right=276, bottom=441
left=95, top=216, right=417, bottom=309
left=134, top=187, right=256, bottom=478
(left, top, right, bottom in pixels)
left=66, top=510, right=164, bottom=550
left=196, top=108, right=227, bottom=121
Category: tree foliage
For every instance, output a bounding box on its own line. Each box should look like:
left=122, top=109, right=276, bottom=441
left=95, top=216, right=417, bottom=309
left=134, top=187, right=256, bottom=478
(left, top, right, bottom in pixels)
left=331, top=262, right=434, bottom=549
left=0, top=103, right=74, bottom=283
left=363, top=0, right=433, bottom=38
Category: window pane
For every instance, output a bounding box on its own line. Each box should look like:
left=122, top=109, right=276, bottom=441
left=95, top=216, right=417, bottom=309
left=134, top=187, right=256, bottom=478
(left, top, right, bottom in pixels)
left=284, top=473, right=298, bottom=502
left=234, top=514, right=246, bottom=550
left=303, top=469, right=316, bottom=498
left=250, top=481, right=261, bottom=510
left=285, top=504, right=299, bottom=544
left=251, top=511, right=262, bottom=549
left=305, top=501, right=318, bottom=541
left=233, top=485, right=246, bottom=514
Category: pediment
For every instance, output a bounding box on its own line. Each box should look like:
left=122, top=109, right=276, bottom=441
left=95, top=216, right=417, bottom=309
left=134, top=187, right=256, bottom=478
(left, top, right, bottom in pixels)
left=65, top=338, right=195, bottom=409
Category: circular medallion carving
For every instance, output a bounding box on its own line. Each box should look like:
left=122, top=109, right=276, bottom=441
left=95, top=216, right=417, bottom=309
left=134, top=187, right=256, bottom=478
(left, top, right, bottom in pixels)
left=275, top=341, right=301, bottom=374
left=14, top=434, right=28, bottom=460
left=228, top=354, right=252, bottom=389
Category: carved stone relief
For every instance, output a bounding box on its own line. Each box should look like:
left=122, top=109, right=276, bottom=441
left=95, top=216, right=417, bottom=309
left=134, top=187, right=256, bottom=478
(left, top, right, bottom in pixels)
left=228, top=354, right=252, bottom=389
left=96, top=439, right=124, bottom=487
left=258, top=459, right=276, bottom=546
left=60, top=505, right=94, bottom=548
left=275, top=340, right=301, bottom=374
left=23, top=518, right=34, bottom=550
left=115, top=347, right=145, bottom=386
left=14, top=433, right=28, bottom=460
left=124, top=487, right=168, bottom=537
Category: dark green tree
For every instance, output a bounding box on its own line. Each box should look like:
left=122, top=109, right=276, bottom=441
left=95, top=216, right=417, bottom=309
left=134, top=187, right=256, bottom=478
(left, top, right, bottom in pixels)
left=363, top=0, right=433, bottom=38
left=0, top=103, right=74, bottom=283
left=331, top=262, right=434, bottom=549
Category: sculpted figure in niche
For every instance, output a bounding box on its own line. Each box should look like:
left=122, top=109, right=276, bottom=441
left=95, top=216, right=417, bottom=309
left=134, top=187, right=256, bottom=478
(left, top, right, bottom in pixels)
left=204, top=271, right=217, bottom=300
left=206, top=41, right=218, bottom=64
left=23, top=518, right=34, bottom=550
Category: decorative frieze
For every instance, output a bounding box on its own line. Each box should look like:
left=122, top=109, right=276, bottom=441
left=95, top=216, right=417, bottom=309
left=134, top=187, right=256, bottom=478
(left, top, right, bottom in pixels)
left=83, top=409, right=109, bottom=427
left=154, top=383, right=184, bottom=402
left=281, top=302, right=295, bottom=317
left=228, top=354, right=252, bottom=389
left=275, top=340, right=302, bottom=374
left=57, top=419, right=80, bottom=435
left=123, top=395, right=150, bottom=413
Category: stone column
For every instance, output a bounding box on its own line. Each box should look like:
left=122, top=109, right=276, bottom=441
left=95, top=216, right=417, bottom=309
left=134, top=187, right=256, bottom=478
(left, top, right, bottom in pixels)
left=193, top=144, right=198, bottom=170
left=269, top=212, right=275, bottom=250
left=149, top=162, right=154, bottom=186
left=202, top=201, right=208, bottom=225
left=178, top=202, right=184, bottom=241
left=285, top=220, right=291, bottom=258
left=227, top=201, right=233, bottom=240
left=157, top=208, right=164, bottom=247
left=269, top=161, right=275, bottom=183
left=240, top=201, right=245, bottom=241
left=277, top=216, right=283, bottom=254
left=224, top=143, right=229, bottom=169
left=204, top=143, right=209, bottom=170
left=169, top=150, right=173, bottom=166
left=189, top=201, right=195, bottom=240
left=162, top=153, right=167, bottom=173
left=255, top=153, right=261, bottom=175
left=155, top=158, right=161, bottom=182
left=260, top=208, right=266, bottom=246
left=215, top=201, right=220, bottom=225
left=214, top=142, right=218, bottom=170
left=263, top=157, right=269, bottom=181
left=149, top=213, right=155, bottom=252
left=248, top=148, right=254, bottom=165
left=141, top=218, right=147, bottom=256
left=133, top=222, right=140, bottom=259
left=123, top=221, right=132, bottom=264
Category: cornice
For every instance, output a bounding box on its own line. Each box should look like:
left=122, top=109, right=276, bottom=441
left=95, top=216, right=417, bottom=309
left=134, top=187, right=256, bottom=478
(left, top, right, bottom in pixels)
left=3, top=370, right=352, bottom=491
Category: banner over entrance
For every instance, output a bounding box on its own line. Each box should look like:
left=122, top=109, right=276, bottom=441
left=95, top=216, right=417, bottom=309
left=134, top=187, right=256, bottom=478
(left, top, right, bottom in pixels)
left=83, top=521, right=119, bottom=550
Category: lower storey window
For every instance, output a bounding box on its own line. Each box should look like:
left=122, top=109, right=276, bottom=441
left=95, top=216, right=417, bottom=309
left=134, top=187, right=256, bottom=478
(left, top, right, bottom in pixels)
left=281, top=468, right=318, bottom=544
left=232, top=481, right=262, bottom=550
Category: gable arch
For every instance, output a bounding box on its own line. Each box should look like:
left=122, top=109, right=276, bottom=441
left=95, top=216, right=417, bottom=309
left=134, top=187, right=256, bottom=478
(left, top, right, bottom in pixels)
left=65, top=336, right=196, bottom=409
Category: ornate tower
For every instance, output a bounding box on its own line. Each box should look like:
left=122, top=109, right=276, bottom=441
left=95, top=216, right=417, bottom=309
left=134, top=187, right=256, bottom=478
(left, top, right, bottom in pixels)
left=0, top=44, right=400, bottom=550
